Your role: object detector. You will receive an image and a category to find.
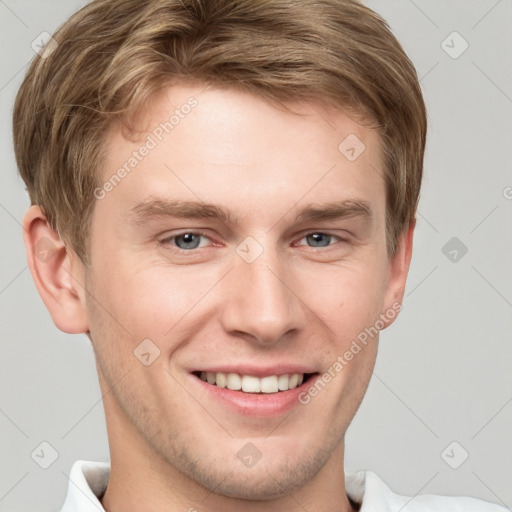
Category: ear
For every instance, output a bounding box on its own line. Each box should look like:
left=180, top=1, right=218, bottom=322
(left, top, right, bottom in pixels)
left=22, top=205, right=89, bottom=334
left=380, top=219, right=415, bottom=329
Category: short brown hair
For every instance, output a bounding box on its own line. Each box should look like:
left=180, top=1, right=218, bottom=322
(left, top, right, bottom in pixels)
left=13, top=0, right=427, bottom=264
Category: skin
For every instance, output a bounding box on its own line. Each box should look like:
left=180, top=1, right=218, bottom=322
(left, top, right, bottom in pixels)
left=23, top=83, right=414, bottom=512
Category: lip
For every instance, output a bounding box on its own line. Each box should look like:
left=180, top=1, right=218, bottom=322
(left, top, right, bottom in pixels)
left=188, top=371, right=320, bottom=417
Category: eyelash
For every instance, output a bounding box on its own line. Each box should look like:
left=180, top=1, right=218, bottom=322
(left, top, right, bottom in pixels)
left=157, top=231, right=346, bottom=253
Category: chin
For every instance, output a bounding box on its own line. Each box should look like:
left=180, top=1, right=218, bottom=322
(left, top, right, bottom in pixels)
left=194, top=463, right=308, bottom=501
left=170, top=440, right=336, bottom=501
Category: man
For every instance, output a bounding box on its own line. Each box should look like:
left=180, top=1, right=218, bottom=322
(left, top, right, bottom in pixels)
left=12, top=0, right=508, bottom=511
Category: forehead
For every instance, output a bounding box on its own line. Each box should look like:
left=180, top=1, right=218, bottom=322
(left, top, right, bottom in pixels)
left=97, top=83, right=386, bottom=226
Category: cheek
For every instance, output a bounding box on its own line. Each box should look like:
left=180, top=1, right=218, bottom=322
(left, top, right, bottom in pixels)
left=88, top=262, right=221, bottom=361
left=91, top=259, right=181, bottom=326
left=123, top=266, right=218, bottom=329
left=307, top=260, right=388, bottom=333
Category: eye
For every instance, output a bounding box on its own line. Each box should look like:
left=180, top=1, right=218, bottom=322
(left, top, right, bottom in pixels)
left=297, top=232, right=343, bottom=248
left=159, top=232, right=211, bottom=251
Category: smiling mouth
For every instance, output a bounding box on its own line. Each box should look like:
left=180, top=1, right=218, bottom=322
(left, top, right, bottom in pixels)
left=193, top=371, right=316, bottom=394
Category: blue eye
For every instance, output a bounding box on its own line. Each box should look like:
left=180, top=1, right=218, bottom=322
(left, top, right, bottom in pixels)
left=160, top=232, right=210, bottom=250
left=175, top=233, right=202, bottom=249
left=301, top=233, right=340, bottom=248
left=158, top=231, right=344, bottom=254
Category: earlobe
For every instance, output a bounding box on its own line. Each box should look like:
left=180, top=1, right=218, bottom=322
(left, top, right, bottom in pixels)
left=380, top=219, right=416, bottom=329
left=22, top=205, right=89, bottom=334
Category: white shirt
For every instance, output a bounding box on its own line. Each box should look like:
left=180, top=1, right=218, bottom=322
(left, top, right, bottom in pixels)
left=60, top=459, right=510, bottom=511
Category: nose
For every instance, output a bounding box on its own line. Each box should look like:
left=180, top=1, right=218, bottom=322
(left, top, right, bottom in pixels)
left=220, top=244, right=302, bottom=347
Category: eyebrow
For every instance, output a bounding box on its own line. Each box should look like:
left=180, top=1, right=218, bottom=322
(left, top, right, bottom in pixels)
left=129, top=198, right=372, bottom=226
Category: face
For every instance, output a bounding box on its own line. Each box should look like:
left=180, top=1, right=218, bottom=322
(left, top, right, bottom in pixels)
left=79, top=83, right=406, bottom=499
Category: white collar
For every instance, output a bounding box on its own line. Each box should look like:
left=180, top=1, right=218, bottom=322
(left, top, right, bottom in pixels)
left=60, top=459, right=507, bottom=512
left=60, top=460, right=109, bottom=512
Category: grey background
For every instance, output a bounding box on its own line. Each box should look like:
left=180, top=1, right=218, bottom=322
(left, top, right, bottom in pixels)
left=1, top=1, right=511, bottom=510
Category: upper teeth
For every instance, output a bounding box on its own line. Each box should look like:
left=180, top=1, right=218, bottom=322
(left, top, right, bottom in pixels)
left=199, top=372, right=304, bottom=393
